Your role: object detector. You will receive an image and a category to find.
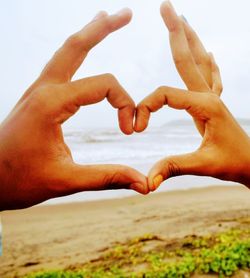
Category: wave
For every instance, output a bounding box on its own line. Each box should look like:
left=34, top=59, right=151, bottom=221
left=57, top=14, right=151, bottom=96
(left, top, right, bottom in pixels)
left=63, top=118, right=250, bottom=147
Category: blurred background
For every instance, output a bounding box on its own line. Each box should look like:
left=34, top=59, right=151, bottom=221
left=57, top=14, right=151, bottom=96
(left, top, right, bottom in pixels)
left=0, top=0, right=250, bottom=203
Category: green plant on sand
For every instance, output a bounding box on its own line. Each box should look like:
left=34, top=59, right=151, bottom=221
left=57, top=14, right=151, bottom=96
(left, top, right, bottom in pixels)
left=25, top=229, right=250, bottom=278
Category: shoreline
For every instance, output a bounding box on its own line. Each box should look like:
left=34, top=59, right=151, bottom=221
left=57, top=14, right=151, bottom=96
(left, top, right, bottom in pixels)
left=42, top=183, right=236, bottom=207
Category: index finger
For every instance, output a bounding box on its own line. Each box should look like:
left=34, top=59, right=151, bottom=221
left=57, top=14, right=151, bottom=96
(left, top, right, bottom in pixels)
left=38, top=8, right=132, bottom=84
left=160, top=1, right=209, bottom=92
left=46, top=74, right=136, bottom=135
left=135, top=86, right=208, bottom=132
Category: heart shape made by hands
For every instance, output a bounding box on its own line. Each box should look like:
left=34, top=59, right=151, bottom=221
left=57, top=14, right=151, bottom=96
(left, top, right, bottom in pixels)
left=0, top=1, right=226, bottom=211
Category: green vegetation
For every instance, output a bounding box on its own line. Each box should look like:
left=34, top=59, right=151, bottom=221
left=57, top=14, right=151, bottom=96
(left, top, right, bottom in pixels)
left=25, top=229, right=250, bottom=278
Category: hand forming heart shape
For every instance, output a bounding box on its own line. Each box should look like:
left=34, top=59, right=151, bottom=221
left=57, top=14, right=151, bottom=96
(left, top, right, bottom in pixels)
left=1, top=1, right=249, bottom=211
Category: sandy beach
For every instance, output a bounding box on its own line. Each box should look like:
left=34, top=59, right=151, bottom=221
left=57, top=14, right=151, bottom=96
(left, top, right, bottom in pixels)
left=0, top=185, right=250, bottom=277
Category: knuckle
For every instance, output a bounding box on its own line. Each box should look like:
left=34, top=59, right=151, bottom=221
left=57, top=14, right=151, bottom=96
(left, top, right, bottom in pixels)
left=126, top=100, right=135, bottom=110
left=164, top=158, right=181, bottom=178
left=27, top=85, right=58, bottom=118
left=157, top=86, right=168, bottom=98
left=155, top=86, right=168, bottom=99
left=174, top=50, right=192, bottom=67
left=137, top=103, right=147, bottom=112
left=101, top=17, right=113, bottom=32
left=168, top=161, right=181, bottom=177
left=203, top=56, right=211, bottom=68
left=168, top=20, right=182, bottom=33
left=65, top=33, right=83, bottom=49
left=102, top=73, right=118, bottom=88
left=157, top=85, right=168, bottom=93
left=138, top=100, right=153, bottom=114
left=108, top=171, right=123, bottom=185
left=185, top=29, right=196, bottom=43
left=185, top=33, right=192, bottom=43
left=204, top=55, right=211, bottom=66
left=194, top=54, right=210, bottom=67
left=103, top=73, right=116, bottom=82
left=103, top=166, right=129, bottom=189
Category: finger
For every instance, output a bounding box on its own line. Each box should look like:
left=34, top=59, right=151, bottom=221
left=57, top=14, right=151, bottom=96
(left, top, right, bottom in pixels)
left=147, top=151, right=211, bottom=191
left=38, top=8, right=132, bottom=84
left=48, top=74, right=135, bottom=135
left=209, top=53, right=223, bottom=96
left=91, top=11, right=109, bottom=22
left=55, top=163, right=149, bottom=195
left=160, top=1, right=209, bottom=92
left=135, top=86, right=208, bottom=132
left=181, top=16, right=212, bottom=88
left=134, top=104, right=151, bottom=133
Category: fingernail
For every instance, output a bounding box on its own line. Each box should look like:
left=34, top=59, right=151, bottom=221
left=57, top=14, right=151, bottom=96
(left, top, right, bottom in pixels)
left=116, top=7, right=132, bottom=17
left=181, top=15, right=188, bottom=24
left=153, top=175, right=164, bottom=190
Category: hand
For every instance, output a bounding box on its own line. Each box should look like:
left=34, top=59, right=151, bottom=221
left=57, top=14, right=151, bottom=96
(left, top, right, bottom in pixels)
left=0, top=9, right=149, bottom=211
left=135, top=84, right=250, bottom=190
left=160, top=0, right=223, bottom=135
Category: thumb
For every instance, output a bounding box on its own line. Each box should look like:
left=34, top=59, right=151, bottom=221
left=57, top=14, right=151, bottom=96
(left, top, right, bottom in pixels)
left=148, top=151, right=210, bottom=191
left=55, top=163, right=149, bottom=196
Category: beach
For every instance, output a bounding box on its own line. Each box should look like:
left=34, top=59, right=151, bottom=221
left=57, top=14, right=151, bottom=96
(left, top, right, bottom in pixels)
left=0, top=185, right=250, bottom=277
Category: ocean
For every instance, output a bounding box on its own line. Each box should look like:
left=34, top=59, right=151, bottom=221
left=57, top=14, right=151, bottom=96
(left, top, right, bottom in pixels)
left=44, top=119, right=250, bottom=205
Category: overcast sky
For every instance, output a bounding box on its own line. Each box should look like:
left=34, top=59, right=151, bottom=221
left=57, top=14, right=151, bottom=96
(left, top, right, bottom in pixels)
left=0, top=0, right=250, bottom=130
